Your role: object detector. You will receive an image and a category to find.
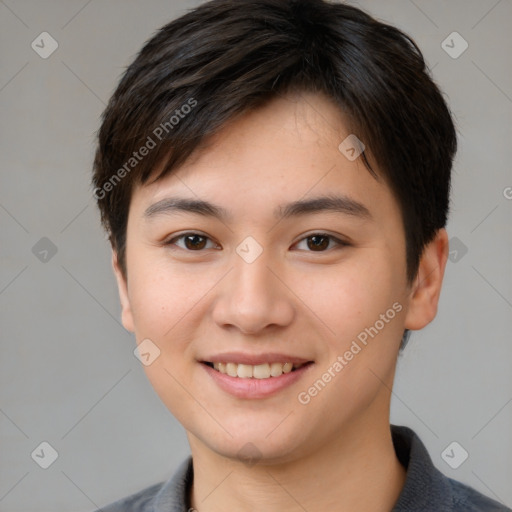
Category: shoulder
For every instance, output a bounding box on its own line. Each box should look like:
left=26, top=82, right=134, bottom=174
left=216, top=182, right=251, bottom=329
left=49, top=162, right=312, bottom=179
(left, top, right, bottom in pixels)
left=91, top=456, right=193, bottom=512
left=391, top=425, right=511, bottom=512
left=447, top=476, right=511, bottom=512
left=96, top=481, right=164, bottom=512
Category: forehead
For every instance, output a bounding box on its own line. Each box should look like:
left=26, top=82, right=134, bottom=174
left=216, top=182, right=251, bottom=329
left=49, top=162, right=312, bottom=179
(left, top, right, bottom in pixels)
left=129, top=92, right=398, bottom=225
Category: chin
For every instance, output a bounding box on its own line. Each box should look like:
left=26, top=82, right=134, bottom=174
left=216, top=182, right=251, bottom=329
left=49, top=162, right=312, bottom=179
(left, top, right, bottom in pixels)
left=189, top=421, right=312, bottom=466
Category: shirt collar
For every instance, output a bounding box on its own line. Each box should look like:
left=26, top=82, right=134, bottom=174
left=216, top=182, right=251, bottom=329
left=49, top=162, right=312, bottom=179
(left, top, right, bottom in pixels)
left=150, top=425, right=455, bottom=512
left=390, top=424, right=453, bottom=511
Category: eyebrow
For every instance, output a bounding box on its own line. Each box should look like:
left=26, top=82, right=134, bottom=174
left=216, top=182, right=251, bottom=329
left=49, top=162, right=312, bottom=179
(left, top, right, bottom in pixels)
left=143, top=194, right=372, bottom=222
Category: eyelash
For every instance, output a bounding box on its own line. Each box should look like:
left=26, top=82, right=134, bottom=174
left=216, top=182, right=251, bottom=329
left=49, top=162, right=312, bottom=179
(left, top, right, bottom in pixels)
left=164, top=232, right=349, bottom=253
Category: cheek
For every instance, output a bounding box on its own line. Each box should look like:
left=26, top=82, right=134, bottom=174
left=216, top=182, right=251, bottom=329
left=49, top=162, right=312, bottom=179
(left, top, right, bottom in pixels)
left=301, top=257, right=401, bottom=343
left=126, top=259, right=225, bottom=394
left=126, top=263, right=210, bottom=425
left=302, top=263, right=406, bottom=409
left=297, top=263, right=406, bottom=417
left=127, top=255, right=206, bottom=338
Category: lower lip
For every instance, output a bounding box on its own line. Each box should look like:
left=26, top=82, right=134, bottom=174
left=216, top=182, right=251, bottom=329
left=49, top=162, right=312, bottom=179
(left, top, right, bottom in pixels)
left=201, top=362, right=314, bottom=399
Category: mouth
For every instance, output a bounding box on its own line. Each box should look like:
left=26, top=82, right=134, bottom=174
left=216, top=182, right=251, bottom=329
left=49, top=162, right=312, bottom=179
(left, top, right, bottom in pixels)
left=199, top=352, right=315, bottom=398
left=201, top=361, right=313, bottom=379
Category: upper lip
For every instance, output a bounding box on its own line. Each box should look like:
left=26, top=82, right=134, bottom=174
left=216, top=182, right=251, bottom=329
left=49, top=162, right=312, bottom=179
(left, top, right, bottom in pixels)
left=200, top=352, right=313, bottom=365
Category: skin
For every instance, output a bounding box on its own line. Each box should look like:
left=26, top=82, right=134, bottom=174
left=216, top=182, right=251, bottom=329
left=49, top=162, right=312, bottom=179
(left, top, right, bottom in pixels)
left=112, top=91, right=449, bottom=512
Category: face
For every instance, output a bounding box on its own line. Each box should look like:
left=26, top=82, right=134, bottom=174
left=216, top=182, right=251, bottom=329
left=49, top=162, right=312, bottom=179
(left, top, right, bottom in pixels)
left=113, top=92, right=445, bottom=464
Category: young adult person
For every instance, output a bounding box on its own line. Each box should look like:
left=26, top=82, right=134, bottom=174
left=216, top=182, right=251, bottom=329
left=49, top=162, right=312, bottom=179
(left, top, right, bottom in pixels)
left=91, top=1, right=510, bottom=510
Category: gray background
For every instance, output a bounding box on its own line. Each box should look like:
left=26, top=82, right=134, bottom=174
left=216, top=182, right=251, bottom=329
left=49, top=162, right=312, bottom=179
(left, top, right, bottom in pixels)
left=1, top=0, right=511, bottom=510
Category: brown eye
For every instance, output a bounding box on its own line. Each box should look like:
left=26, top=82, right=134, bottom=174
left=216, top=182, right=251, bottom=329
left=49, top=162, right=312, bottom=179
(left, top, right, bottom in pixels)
left=183, top=234, right=207, bottom=250
left=166, top=233, right=217, bottom=251
left=294, top=233, right=347, bottom=252
left=307, top=235, right=330, bottom=251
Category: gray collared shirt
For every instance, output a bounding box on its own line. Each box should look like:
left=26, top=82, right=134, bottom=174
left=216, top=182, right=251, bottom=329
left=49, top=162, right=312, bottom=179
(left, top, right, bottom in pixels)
left=94, top=425, right=510, bottom=511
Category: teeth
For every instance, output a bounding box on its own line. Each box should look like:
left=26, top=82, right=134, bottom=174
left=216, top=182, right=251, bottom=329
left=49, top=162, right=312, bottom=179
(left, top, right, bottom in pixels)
left=282, top=362, right=293, bottom=374
left=210, top=361, right=304, bottom=378
left=270, top=362, right=284, bottom=377
left=237, top=364, right=253, bottom=378
left=253, top=363, right=270, bottom=379
left=226, top=362, right=238, bottom=377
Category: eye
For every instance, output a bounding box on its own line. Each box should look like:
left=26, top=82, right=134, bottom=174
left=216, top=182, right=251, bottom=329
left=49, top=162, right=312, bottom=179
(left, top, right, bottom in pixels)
left=165, top=232, right=218, bottom=251
left=294, top=233, right=348, bottom=252
left=164, top=232, right=348, bottom=252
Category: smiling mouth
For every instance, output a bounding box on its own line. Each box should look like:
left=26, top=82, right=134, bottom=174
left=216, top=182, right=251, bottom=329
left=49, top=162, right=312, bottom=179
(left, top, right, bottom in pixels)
left=202, top=361, right=313, bottom=379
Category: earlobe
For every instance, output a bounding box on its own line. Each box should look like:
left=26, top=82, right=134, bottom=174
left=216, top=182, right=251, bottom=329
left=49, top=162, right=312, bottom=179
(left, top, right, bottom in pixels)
left=111, top=250, right=135, bottom=333
left=404, top=228, right=449, bottom=331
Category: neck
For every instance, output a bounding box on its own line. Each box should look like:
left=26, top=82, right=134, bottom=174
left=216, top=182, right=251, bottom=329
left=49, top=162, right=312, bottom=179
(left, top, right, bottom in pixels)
left=188, top=412, right=406, bottom=512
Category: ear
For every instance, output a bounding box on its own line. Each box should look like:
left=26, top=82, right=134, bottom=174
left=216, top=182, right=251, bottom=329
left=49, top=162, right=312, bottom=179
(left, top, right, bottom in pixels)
left=112, top=250, right=135, bottom=333
left=404, top=228, right=449, bottom=330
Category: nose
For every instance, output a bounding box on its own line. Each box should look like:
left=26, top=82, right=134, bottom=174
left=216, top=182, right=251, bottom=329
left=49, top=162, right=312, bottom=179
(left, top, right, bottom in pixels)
left=211, top=250, right=295, bottom=334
